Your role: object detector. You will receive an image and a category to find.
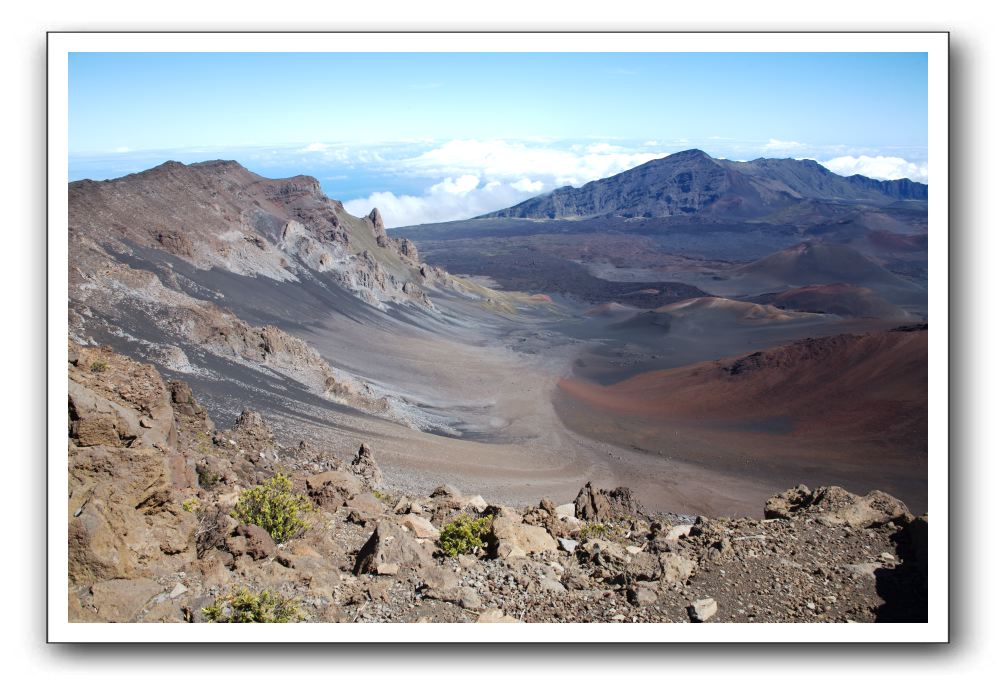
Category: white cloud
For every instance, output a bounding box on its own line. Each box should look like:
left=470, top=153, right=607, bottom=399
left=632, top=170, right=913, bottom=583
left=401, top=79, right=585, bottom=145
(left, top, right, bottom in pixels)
left=300, top=142, right=331, bottom=152
left=343, top=177, right=547, bottom=227
left=403, top=139, right=667, bottom=187
left=821, top=155, right=928, bottom=183
left=763, top=138, right=804, bottom=152
left=112, top=146, right=131, bottom=153
left=510, top=177, right=544, bottom=193
left=429, top=174, right=480, bottom=195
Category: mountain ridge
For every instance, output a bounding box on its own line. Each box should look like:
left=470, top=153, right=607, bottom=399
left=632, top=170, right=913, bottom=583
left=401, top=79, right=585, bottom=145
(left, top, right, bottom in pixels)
left=482, top=149, right=927, bottom=221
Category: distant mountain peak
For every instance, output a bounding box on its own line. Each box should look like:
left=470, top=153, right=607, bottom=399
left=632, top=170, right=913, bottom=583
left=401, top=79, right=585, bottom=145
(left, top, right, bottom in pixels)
left=481, top=150, right=925, bottom=220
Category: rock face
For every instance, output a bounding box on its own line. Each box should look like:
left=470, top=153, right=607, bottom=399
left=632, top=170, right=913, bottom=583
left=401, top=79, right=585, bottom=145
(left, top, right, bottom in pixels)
left=68, top=346, right=197, bottom=587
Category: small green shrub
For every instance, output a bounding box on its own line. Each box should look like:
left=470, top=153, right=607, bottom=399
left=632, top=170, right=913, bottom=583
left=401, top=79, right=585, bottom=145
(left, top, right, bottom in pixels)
left=202, top=587, right=300, bottom=623
left=181, top=497, right=200, bottom=513
left=372, top=489, right=392, bottom=503
left=577, top=522, right=609, bottom=542
left=90, top=361, right=108, bottom=373
left=230, top=473, right=313, bottom=543
left=438, top=514, right=493, bottom=557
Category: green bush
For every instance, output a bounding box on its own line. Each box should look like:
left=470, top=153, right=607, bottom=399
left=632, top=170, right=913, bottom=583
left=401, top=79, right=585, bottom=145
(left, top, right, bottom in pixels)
left=438, top=514, right=493, bottom=557
left=202, top=588, right=300, bottom=623
left=230, top=473, right=313, bottom=543
left=90, top=361, right=108, bottom=373
left=577, top=522, right=609, bottom=542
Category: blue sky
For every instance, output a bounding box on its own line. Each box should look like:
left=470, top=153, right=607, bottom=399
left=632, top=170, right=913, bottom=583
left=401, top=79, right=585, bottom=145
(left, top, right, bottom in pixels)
left=69, top=52, right=928, bottom=226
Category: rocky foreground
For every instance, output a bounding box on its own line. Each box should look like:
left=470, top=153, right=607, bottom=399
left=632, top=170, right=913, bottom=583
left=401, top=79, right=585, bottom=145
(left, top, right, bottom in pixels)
left=67, top=343, right=927, bottom=623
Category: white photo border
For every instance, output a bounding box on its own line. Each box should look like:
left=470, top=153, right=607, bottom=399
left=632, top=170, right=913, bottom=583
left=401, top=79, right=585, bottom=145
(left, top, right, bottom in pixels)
left=47, top=31, right=949, bottom=643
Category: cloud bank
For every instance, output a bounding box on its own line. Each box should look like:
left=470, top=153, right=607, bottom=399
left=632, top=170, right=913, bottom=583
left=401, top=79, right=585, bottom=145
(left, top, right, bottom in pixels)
left=70, top=138, right=929, bottom=228
left=819, top=155, right=929, bottom=183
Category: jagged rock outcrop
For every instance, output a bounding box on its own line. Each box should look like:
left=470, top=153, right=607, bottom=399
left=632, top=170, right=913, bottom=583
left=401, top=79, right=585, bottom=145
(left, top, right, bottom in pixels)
left=350, top=443, right=383, bottom=487
left=367, top=208, right=386, bottom=238
left=764, top=484, right=913, bottom=528
left=573, top=482, right=638, bottom=522
left=68, top=345, right=197, bottom=590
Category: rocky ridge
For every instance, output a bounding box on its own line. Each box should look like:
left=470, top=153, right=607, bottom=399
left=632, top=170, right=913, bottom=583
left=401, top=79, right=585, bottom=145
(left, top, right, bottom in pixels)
left=69, top=160, right=517, bottom=431
left=485, top=149, right=927, bottom=221
left=69, top=161, right=433, bottom=309
left=67, top=344, right=928, bottom=624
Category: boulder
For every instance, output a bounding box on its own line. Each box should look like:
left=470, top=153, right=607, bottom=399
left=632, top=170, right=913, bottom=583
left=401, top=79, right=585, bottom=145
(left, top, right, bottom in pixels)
left=764, top=484, right=814, bottom=519
left=466, top=495, right=488, bottom=512
left=419, top=565, right=460, bottom=593
left=522, top=504, right=573, bottom=539
left=231, top=409, right=275, bottom=448
left=659, top=552, right=697, bottom=586
left=350, top=443, right=383, bottom=487
left=558, top=537, right=578, bottom=554
left=554, top=503, right=575, bottom=519
left=574, top=482, right=612, bottom=521
left=431, top=484, right=461, bottom=499
left=354, top=521, right=433, bottom=576
left=807, top=486, right=913, bottom=528
left=307, top=470, right=364, bottom=509
left=577, top=538, right=630, bottom=571
left=573, top=483, right=637, bottom=521
left=68, top=382, right=136, bottom=447
left=233, top=523, right=276, bottom=560
left=400, top=514, right=440, bottom=540
left=482, top=504, right=522, bottom=523
left=664, top=524, right=693, bottom=541
left=487, top=517, right=558, bottom=559
left=625, top=552, right=661, bottom=581
left=458, top=587, right=482, bottom=609
left=688, top=597, right=718, bottom=622
left=346, top=492, right=387, bottom=515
